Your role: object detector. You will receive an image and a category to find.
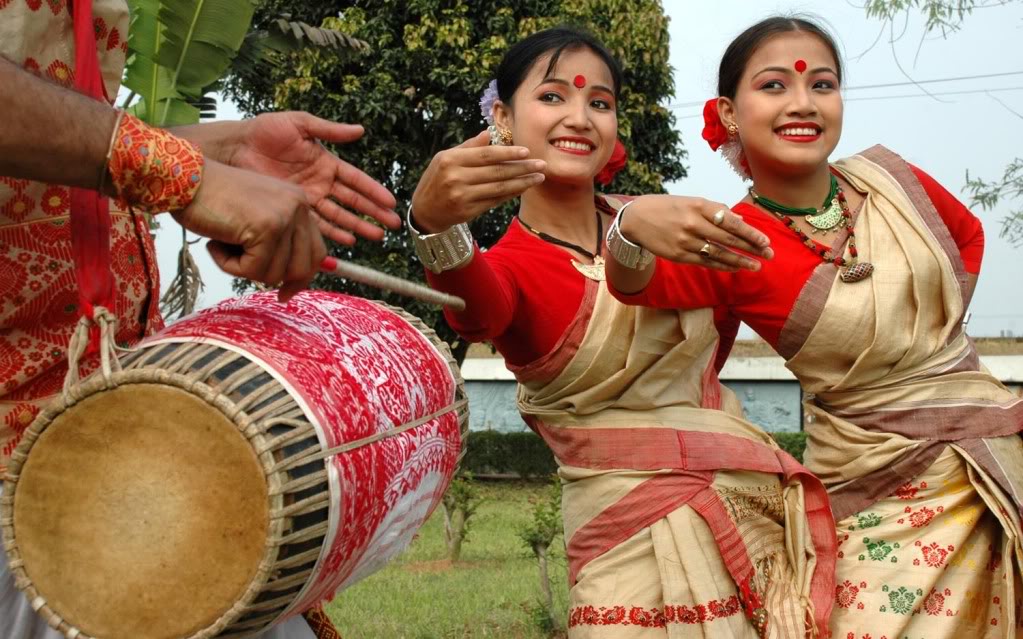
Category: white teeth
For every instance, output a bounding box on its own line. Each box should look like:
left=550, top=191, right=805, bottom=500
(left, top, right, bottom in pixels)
left=778, top=127, right=819, bottom=137
left=553, top=140, right=593, bottom=151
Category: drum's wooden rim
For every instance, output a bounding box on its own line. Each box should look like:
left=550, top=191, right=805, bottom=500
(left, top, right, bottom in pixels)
left=0, top=368, right=287, bottom=639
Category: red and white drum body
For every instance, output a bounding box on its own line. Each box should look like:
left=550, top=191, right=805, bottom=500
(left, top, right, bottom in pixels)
left=151, top=291, right=465, bottom=617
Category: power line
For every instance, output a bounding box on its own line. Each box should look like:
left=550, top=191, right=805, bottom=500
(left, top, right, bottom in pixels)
left=845, top=70, right=1023, bottom=91
left=666, top=70, right=1023, bottom=109
left=846, top=85, right=1023, bottom=102
left=674, top=86, right=1023, bottom=118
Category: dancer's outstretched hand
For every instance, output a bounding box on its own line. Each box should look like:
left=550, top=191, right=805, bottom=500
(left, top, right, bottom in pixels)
left=619, top=195, right=773, bottom=272
left=410, top=130, right=546, bottom=232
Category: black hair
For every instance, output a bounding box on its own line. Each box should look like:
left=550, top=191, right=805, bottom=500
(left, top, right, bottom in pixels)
left=717, top=16, right=843, bottom=99
left=495, top=26, right=624, bottom=105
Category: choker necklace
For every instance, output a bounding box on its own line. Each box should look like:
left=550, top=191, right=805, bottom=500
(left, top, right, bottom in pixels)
left=750, top=174, right=844, bottom=234
left=750, top=179, right=874, bottom=283
left=517, top=211, right=606, bottom=281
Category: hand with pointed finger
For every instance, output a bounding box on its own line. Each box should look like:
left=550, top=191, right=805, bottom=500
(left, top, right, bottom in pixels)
left=171, top=160, right=327, bottom=303
left=227, top=111, right=400, bottom=245
left=410, top=130, right=547, bottom=233
left=618, top=195, right=774, bottom=272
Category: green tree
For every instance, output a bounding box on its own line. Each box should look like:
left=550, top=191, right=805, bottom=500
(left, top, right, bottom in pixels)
left=863, top=0, right=1023, bottom=246
left=225, top=0, right=686, bottom=362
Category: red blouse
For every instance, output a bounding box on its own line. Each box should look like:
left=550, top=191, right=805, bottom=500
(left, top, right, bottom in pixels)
left=609, top=165, right=984, bottom=350
left=426, top=200, right=738, bottom=368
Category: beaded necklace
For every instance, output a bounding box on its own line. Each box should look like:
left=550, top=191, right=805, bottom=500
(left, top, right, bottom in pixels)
left=751, top=174, right=844, bottom=234
left=750, top=180, right=874, bottom=283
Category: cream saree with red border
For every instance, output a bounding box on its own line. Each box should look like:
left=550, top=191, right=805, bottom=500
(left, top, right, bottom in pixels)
left=778, top=146, right=1023, bottom=638
left=511, top=225, right=835, bottom=638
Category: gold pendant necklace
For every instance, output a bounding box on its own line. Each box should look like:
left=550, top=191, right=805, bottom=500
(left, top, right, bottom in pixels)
left=572, top=255, right=606, bottom=281
left=751, top=174, right=847, bottom=235
left=804, top=197, right=846, bottom=234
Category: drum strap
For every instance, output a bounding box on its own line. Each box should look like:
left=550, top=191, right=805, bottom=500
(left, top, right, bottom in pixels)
left=69, top=0, right=116, bottom=352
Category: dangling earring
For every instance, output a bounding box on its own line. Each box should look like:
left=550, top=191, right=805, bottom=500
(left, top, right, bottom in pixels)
left=489, top=125, right=513, bottom=146
left=727, top=123, right=738, bottom=137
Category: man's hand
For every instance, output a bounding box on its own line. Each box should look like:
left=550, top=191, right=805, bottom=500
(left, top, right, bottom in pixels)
left=172, top=160, right=326, bottom=302
left=227, top=112, right=400, bottom=245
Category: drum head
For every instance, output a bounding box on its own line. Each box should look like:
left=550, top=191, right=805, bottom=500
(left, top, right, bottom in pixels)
left=12, top=383, right=270, bottom=639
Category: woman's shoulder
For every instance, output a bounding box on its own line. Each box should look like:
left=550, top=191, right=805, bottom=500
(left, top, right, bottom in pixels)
left=484, top=218, right=531, bottom=254
left=835, top=144, right=931, bottom=178
left=481, top=217, right=566, bottom=272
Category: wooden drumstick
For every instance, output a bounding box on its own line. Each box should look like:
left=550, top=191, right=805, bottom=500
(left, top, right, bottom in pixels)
left=319, top=257, right=466, bottom=312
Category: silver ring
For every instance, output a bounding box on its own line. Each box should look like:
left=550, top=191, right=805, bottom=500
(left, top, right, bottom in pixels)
left=698, top=242, right=713, bottom=259
left=713, top=209, right=727, bottom=226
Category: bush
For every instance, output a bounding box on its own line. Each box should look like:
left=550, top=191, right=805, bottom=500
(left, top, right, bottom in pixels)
left=518, top=478, right=563, bottom=635
left=442, top=471, right=482, bottom=562
left=462, top=430, right=808, bottom=478
left=772, top=431, right=808, bottom=462
left=462, top=430, right=559, bottom=479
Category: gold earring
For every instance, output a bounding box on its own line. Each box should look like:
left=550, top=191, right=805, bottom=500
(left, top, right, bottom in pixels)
left=489, top=125, right=513, bottom=146
left=727, top=123, right=738, bottom=136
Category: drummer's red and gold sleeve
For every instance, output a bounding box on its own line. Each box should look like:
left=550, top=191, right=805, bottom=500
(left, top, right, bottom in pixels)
left=909, top=165, right=985, bottom=273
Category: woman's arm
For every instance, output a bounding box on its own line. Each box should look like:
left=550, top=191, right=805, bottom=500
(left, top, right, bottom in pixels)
left=909, top=164, right=985, bottom=275
left=909, top=164, right=984, bottom=307
left=0, top=57, right=116, bottom=191
left=409, top=131, right=546, bottom=341
left=425, top=247, right=519, bottom=342
left=606, top=194, right=771, bottom=308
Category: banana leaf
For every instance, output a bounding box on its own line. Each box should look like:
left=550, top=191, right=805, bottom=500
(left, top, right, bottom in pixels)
left=124, top=3, right=368, bottom=126
left=123, top=0, right=255, bottom=126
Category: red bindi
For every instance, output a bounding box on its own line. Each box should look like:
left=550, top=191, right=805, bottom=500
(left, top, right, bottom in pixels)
left=573, top=74, right=586, bottom=89
left=794, top=59, right=807, bottom=74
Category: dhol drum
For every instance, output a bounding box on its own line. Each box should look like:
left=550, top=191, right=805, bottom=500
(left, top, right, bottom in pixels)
left=0, top=291, right=468, bottom=639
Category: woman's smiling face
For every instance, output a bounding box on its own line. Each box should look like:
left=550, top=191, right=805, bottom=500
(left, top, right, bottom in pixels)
left=494, top=47, right=618, bottom=187
left=721, top=30, right=843, bottom=178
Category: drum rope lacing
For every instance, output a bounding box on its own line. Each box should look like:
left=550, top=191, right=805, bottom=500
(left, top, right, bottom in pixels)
left=280, top=399, right=469, bottom=470
left=61, top=308, right=140, bottom=399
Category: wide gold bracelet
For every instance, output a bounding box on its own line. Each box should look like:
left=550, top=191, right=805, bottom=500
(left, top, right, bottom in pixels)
left=406, top=205, right=474, bottom=273
left=605, top=200, right=654, bottom=269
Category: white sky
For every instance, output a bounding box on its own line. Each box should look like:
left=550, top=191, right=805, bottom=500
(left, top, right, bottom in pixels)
left=154, top=0, right=1023, bottom=337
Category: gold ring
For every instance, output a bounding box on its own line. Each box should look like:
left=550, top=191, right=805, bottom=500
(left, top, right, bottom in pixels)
left=698, top=242, right=713, bottom=259
left=713, top=209, right=727, bottom=226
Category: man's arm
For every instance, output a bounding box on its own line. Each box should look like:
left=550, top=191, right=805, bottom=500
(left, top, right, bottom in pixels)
left=0, top=56, right=325, bottom=300
left=0, top=56, right=117, bottom=193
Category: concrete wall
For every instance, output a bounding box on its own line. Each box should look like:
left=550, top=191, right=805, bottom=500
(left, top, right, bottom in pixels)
left=464, top=380, right=805, bottom=433
left=461, top=354, right=1023, bottom=434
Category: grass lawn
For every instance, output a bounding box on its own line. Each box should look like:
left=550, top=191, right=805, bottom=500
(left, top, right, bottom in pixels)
left=324, top=480, right=570, bottom=638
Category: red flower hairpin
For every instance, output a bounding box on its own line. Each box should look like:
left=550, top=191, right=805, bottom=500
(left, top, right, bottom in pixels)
left=701, top=98, right=729, bottom=151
